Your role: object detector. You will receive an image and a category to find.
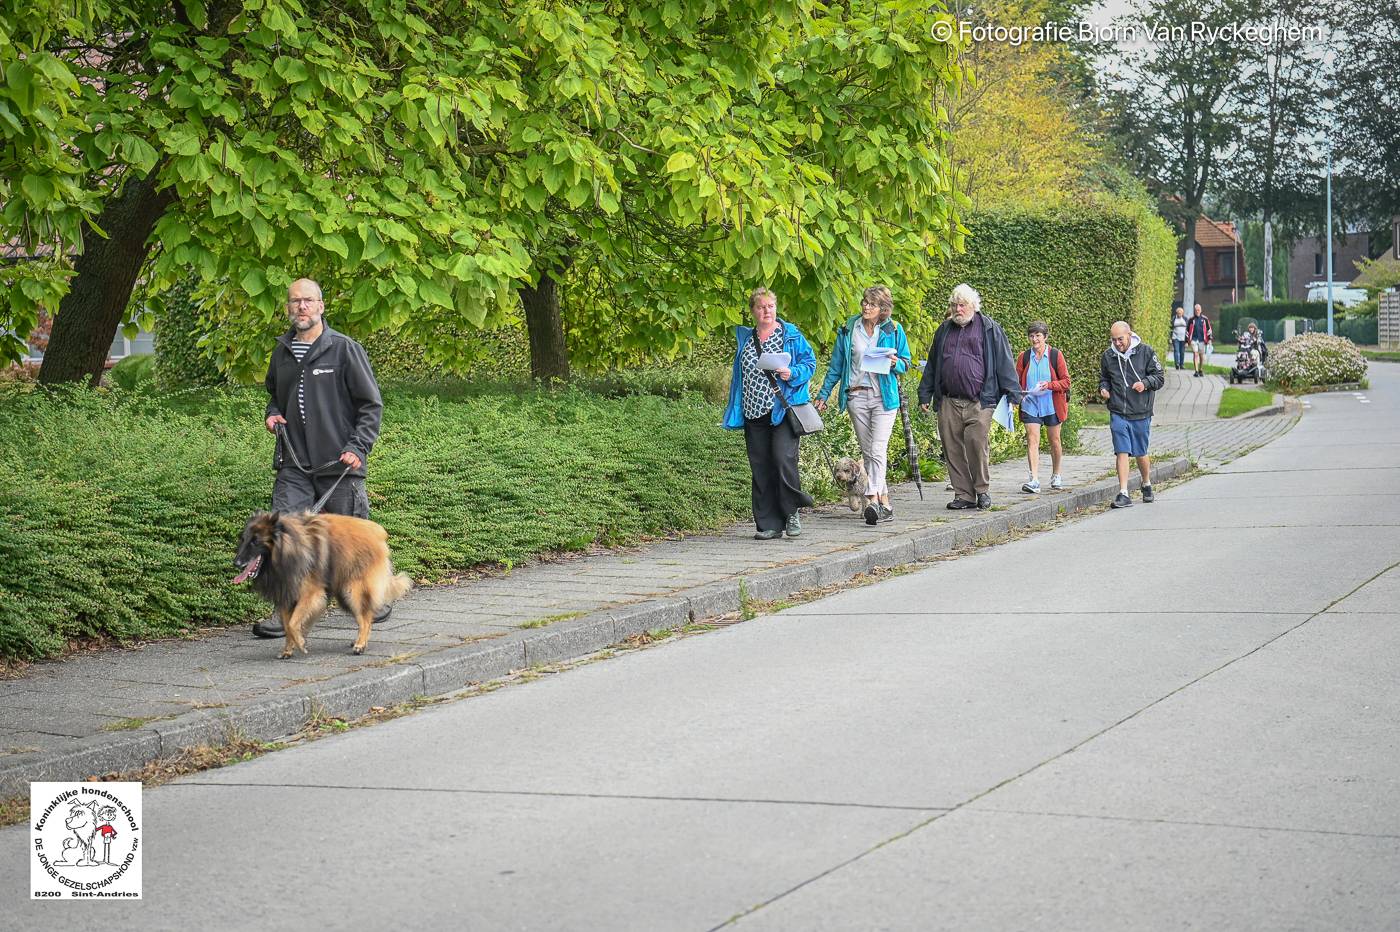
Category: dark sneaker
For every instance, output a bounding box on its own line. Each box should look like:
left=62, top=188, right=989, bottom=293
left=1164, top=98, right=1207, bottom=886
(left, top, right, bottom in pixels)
left=976, top=493, right=992, bottom=509
left=947, top=499, right=976, bottom=510
left=252, top=617, right=284, bottom=639
left=1111, top=492, right=1132, bottom=509
left=373, top=605, right=393, bottom=624
left=754, top=529, right=782, bottom=540
left=1141, top=484, right=1154, bottom=503
left=878, top=504, right=895, bottom=523
left=863, top=503, right=879, bottom=526
left=785, top=513, right=802, bottom=537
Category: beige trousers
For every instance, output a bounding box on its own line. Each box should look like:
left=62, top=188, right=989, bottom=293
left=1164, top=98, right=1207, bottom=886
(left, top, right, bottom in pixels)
left=938, top=396, right=993, bottom=500
left=847, top=388, right=897, bottom=496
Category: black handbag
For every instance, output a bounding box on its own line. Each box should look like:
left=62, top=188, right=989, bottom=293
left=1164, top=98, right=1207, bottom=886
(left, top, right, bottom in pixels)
left=750, top=331, right=823, bottom=436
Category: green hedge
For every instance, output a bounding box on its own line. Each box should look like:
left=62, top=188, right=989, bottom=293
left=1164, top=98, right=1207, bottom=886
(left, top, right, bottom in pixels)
left=1217, top=300, right=1331, bottom=339
left=153, top=278, right=226, bottom=388
left=923, top=199, right=1176, bottom=402
left=0, top=383, right=753, bottom=660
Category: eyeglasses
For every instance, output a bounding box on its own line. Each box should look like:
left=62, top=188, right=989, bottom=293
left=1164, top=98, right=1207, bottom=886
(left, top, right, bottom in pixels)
left=287, top=297, right=322, bottom=306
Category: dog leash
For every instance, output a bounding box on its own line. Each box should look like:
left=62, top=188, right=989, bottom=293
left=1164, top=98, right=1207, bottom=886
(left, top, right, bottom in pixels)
left=274, top=422, right=353, bottom=516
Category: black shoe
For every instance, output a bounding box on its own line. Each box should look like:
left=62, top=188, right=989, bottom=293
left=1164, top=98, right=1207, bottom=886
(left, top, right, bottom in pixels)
left=373, top=605, right=393, bottom=624
left=878, top=504, right=894, bottom=523
left=863, top=503, right=879, bottom=526
left=976, top=493, right=992, bottom=509
left=947, top=499, right=977, bottom=510
left=252, top=618, right=284, bottom=639
left=754, top=529, right=782, bottom=540
left=1111, top=492, right=1132, bottom=509
left=1141, top=484, right=1154, bottom=503
left=785, top=513, right=802, bottom=537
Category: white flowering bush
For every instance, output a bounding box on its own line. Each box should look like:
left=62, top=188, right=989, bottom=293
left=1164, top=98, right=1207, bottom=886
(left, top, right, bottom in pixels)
left=1268, top=334, right=1367, bottom=390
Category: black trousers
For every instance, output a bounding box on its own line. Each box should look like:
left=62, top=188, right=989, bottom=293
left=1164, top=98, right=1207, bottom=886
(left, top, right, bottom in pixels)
left=271, top=469, right=370, bottom=518
left=743, top=414, right=814, bottom=532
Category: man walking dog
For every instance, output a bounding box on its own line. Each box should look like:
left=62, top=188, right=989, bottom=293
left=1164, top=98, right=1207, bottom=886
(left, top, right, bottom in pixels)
left=1100, top=320, right=1164, bottom=509
left=255, top=277, right=385, bottom=638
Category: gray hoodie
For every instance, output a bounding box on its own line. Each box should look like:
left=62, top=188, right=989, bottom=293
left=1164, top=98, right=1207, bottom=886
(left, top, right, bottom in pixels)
left=1098, top=333, right=1165, bottom=419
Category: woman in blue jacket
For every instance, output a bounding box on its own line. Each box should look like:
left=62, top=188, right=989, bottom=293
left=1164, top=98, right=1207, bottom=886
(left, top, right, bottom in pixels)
left=812, top=286, right=911, bottom=525
left=722, top=287, right=817, bottom=540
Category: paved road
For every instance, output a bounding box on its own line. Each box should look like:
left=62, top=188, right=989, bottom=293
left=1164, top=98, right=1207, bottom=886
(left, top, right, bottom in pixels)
left=4, top=369, right=1396, bottom=929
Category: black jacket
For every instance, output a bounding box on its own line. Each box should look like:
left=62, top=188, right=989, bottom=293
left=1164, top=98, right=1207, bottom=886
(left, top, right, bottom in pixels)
left=917, top=313, right=1023, bottom=409
left=265, top=325, right=383, bottom=478
left=1098, top=337, right=1165, bottom=419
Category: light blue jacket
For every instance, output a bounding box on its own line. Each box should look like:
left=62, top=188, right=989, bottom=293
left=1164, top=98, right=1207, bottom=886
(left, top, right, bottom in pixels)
left=815, top=316, right=912, bottom=412
left=722, top=320, right=817, bottom=429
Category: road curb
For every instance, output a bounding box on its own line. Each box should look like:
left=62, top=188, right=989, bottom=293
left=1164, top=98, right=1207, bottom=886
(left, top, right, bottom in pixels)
left=0, top=456, right=1190, bottom=797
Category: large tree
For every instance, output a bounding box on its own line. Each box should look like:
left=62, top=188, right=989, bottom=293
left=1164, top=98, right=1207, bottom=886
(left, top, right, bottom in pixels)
left=1, top=0, right=969, bottom=384
left=1330, top=0, right=1400, bottom=229
left=1098, top=0, right=1261, bottom=235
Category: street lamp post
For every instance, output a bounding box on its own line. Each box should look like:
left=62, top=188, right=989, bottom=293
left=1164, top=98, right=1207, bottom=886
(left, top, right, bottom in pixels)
left=1326, top=148, right=1334, bottom=335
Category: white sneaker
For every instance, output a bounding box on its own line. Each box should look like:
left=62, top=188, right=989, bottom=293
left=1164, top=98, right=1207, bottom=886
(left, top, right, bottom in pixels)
left=1022, top=478, right=1041, bottom=494
left=1050, top=474, right=1064, bottom=490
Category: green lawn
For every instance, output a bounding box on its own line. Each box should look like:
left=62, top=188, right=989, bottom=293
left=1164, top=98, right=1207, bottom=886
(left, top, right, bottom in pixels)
left=1217, top=387, right=1274, bottom=418
left=1361, top=349, right=1400, bottom=362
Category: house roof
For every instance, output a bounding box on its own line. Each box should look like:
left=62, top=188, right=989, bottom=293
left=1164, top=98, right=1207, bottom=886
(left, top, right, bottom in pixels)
left=1194, top=216, right=1242, bottom=249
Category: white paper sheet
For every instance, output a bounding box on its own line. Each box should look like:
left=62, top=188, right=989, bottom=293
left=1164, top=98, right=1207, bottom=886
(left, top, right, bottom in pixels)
left=757, top=352, right=791, bottom=371
left=992, top=394, right=1014, bottom=431
left=859, top=348, right=895, bottom=374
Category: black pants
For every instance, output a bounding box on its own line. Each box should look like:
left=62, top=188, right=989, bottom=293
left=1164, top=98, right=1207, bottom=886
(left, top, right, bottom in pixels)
left=272, top=469, right=370, bottom=518
left=743, top=414, right=814, bottom=532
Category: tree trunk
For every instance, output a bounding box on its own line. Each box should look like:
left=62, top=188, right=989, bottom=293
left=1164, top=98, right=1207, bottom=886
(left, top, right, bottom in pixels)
left=519, top=269, right=570, bottom=381
left=39, top=172, right=175, bottom=386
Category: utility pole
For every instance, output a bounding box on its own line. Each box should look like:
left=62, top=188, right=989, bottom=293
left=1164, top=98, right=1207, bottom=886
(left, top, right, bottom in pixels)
left=1326, top=147, right=1335, bottom=335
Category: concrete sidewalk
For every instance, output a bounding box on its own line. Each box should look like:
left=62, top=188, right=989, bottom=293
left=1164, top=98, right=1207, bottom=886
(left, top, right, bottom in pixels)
left=0, top=441, right=1209, bottom=796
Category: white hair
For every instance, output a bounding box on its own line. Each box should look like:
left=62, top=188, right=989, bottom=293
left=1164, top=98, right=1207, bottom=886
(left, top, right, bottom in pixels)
left=948, top=283, right=980, bottom=315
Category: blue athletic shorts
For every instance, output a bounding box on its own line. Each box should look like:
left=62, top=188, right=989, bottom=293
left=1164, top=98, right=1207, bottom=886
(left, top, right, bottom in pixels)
left=1109, top=413, right=1151, bottom=457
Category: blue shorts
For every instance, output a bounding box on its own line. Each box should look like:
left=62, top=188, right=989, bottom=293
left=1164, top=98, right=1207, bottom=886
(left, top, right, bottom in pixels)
left=1109, top=413, right=1151, bottom=457
left=1020, top=410, right=1062, bottom=426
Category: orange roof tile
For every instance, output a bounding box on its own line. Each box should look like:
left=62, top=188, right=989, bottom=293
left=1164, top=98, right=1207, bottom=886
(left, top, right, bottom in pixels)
left=1194, top=216, right=1241, bottom=248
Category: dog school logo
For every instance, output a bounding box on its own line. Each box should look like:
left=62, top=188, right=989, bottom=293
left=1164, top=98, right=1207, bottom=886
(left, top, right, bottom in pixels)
left=31, top=782, right=142, bottom=899
left=312, top=367, right=335, bottom=375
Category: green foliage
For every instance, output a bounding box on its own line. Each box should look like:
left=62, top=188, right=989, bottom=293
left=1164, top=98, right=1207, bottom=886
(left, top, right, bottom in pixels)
left=1267, top=334, right=1367, bottom=391
left=1217, top=387, right=1273, bottom=418
left=3, top=0, right=970, bottom=382
left=1218, top=300, right=1330, bottom=337
left=0, top=382, right=751, bottom=660
left=923, top=199, right=1176, bottom=402
left=107, top=353, right=156, bottom=391
left=152, top=277, right=226, bottom=388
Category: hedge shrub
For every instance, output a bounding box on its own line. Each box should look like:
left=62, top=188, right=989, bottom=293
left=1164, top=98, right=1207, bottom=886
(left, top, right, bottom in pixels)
left=1267, top=334, right=1367, bottom=390
left=923, top=198, right=1176, bottom=402
left=0, top=383, right=752, bottom=660
left=153, top=278, right=227, bottom=388
left=1217, top=300, right=1331, bottom=338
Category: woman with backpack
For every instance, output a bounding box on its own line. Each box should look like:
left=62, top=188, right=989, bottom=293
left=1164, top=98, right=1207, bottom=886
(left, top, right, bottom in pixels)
left=1015, top=321, right=1071, bottom=493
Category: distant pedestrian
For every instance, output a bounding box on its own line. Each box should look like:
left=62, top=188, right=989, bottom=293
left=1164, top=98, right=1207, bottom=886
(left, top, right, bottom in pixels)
left=1185, top=303, right=1212, bottom=377
left=1170, top=305, right=1188, bottom=370
left=917, top=284, right=1022, bottom=510
left=814, top=286, right=912, bottom=525
left=1015, top=321, right=1071, bottom=494
left=723, top=287, right=817, bottom=540
left=1099, top=321, right=1165, bottom=508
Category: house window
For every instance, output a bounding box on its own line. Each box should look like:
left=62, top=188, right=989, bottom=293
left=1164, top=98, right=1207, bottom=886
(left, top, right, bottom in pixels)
left=1218, top=251, right=1234, bottom=279
left=1394, top=220, right=1399, bottom=260
left=1315, top=253, right=1323, bottom=276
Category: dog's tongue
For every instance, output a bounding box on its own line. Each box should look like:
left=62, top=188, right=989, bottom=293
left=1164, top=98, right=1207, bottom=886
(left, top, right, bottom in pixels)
left=231, top=556, right=260, bottom=585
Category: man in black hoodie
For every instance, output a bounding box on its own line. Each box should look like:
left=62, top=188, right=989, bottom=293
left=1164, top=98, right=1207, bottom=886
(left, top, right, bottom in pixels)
left=1099, top=320, right=1164, bottom=509
left=255, top=277, right=384, bottom=638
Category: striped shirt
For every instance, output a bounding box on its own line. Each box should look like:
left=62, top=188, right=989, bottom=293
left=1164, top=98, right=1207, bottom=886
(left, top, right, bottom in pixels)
left=290, top=340, right=312, bottom=423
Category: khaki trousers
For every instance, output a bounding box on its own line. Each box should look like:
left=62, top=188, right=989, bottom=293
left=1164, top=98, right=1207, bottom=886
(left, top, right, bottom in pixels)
left=847, top=388, right=897, bottom=496
left=938, top=396, right=993, bottom=501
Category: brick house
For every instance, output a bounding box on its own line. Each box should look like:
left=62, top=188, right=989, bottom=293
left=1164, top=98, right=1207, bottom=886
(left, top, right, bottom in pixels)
left=1177, top=216, right=1247, bottom=317
left=1286, top=222, right=1396, bottom=301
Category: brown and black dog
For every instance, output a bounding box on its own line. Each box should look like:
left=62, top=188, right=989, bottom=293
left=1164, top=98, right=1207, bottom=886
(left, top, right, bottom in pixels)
left=233, top=511, right=411, bottom=658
